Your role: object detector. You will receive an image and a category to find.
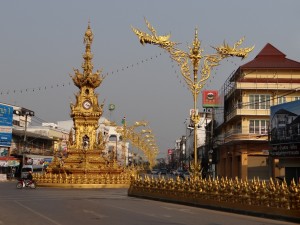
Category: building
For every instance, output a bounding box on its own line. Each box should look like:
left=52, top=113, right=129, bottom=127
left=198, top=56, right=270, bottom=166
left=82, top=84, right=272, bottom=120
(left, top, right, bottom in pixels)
left=270, top=100, right=300, bottom=184
left=171, top=111, right=211, bottom=171
left=213, top=43, right=300, bottom=180
left=0, top=102, right=60, bottom=157
left=101, top=123, right=129, bottom=166
left=0, top=102, right=69, bottom=178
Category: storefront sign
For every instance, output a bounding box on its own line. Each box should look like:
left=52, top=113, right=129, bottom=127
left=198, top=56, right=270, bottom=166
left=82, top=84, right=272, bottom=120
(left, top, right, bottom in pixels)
left=0, top=104, right=13, bottom=147
left=202, top=90, right=219, bottom=108
left=269, top=143, right=300, bottom=157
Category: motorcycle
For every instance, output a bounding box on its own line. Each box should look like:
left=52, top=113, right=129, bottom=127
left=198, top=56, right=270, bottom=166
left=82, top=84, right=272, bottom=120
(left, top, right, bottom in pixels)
left=16, top=179, right=36, bottom=189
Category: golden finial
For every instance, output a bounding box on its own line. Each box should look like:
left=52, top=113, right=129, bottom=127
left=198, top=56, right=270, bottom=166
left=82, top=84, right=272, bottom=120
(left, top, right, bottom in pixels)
left=84, top=21, right=93, bottom=45
left=191, top=27, right=201, bottom=56
left=194, top=27, right=198, bottom=40
left=70, top=21, right=103, bottom=89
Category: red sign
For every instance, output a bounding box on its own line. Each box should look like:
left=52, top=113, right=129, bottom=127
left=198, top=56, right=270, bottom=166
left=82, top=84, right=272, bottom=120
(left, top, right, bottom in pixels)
left=168, top=149, right=173, bottom=155
left=202, top=90, right=219, bottom=108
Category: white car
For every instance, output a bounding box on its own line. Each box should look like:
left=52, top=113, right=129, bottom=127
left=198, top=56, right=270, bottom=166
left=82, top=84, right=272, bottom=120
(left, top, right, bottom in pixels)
left=151, top=169, right=159, bottom=175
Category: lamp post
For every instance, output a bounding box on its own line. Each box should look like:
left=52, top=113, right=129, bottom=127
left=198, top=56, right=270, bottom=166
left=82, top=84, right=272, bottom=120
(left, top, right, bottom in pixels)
left=13, top=108, right=35, bottom=155
left=132, top=19, right=253, bottom=176
left=117, top=120, right=159, bottom=169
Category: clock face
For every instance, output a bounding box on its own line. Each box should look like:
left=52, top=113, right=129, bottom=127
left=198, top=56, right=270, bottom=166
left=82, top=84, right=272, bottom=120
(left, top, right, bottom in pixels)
left=83, top=100, right=92, bottom=109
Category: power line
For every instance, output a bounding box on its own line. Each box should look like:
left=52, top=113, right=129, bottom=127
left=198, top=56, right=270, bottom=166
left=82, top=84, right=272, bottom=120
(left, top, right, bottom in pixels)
left=0, top=53, right=162, bottom=96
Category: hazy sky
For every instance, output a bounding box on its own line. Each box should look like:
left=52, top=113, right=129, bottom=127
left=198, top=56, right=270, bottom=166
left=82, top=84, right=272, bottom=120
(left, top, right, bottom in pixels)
left=1, top=0, right=299, bottom=158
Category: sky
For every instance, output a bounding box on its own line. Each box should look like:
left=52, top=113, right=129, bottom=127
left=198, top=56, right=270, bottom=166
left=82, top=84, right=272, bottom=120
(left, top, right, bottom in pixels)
left=0, top=0, right=300, bottom=158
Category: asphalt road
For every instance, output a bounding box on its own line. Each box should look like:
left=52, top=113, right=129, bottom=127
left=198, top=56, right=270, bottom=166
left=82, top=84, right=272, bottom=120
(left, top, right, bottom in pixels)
left=0, top=181, right=297, bottom=225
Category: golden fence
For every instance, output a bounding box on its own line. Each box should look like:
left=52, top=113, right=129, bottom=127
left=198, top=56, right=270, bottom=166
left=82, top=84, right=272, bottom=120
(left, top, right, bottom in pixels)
left=34, top=172, right=132, bottom=185
left=128, top=175, right=300, bottom=221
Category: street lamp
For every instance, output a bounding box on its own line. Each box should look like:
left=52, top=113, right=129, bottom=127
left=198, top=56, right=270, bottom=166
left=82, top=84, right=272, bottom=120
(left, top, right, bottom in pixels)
left=132, top=19, right=254, bottom=176
left=117, top=120, right=158, bottom=169
left=13, top=108, right=35, bottom=154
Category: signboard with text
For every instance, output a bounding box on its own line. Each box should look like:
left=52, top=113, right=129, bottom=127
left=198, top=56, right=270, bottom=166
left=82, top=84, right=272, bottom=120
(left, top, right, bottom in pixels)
left=202, top=90, right=219, bottom=108
left=270, top=143, right=300, bottom=157
left=270, top=100, right=300, bottom=157
left=0, top=104, right=13, bottom=147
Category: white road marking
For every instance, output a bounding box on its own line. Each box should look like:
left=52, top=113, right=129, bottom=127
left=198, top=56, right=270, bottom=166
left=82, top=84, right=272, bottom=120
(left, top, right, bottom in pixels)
left=161, top=206, right=195, bottom=214
left=14, top=201, right=63, bottom=225
left=163, top=214, right=171, bottom=218
left=82, top=209, right=108, bottom=218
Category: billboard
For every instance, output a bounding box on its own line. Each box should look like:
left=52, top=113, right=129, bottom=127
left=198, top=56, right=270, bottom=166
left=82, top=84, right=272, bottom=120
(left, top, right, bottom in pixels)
left=270, top=100, right=300, bottom=157
left=23, top=154, right=54, bottom=167
left=0, top=104, right=13, bottom=147
left=202, top=90, right=219, bottom=108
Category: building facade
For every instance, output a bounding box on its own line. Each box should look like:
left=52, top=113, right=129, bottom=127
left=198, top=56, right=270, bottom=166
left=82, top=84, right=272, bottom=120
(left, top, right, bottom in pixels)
left=214, top=43, right=300, bottom=181
left=0, top=102, right=69, bottom=178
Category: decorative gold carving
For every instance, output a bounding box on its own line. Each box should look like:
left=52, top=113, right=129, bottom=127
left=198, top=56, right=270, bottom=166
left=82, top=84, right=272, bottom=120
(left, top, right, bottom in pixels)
left=129, top=176, right=300, bottom=212
left=35, top=22, right=137, bottom=188
left=132, top=19, right=254, bottom=175
left=116, top=120, right=159, bottom=169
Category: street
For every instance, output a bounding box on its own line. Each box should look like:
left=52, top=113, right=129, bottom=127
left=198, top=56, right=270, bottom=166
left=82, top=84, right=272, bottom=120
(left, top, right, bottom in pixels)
left=0, top=181, right=297, bottom=225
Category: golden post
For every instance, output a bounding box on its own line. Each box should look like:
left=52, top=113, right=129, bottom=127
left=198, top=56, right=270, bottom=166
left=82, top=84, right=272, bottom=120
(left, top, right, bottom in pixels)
left=132, top=19, right=254, bottom=176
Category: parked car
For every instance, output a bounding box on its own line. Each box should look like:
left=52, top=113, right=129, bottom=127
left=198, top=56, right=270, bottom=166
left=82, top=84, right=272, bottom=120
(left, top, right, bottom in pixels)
left=151, top=169, right=159, bottom=175
left=170, top=170, right=176, bottom=175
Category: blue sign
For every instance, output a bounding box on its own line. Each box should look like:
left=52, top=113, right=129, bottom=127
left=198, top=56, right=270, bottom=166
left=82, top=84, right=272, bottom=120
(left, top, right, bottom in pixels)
left=0, top=104, right=13, bottom=147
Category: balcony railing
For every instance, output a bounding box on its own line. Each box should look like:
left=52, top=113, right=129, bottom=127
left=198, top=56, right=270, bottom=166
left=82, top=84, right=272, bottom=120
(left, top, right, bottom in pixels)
left=225, top=133, right=268, bottom=143
left=225, top=81, right=299, bottom=100
left=215, top=128, right=268, bottom=144
left=226, top=106, right=270, bottom=122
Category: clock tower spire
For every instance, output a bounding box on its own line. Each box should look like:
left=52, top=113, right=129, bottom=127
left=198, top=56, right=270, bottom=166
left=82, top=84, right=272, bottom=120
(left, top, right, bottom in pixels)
left=69, top=22, right=104, bottom=150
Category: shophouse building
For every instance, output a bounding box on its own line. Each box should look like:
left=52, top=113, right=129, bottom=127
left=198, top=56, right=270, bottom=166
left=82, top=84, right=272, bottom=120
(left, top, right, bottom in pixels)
left=213, top=43, right=300, bottom=181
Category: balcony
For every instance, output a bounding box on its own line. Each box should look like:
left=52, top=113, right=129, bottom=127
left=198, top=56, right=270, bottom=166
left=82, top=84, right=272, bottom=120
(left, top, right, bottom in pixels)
left=226, top=106, right=270, bottom=122
left=221, top=128, right=268, bottom=144
left=225, top=82, right=298, bottom=100
left=237, top=82, right=298, bottom=91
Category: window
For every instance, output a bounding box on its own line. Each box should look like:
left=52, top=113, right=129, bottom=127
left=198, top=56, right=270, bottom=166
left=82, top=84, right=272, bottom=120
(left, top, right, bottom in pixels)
left=249, top=120, right=269, bottom=134
left=294, top=96, right=300, bottom=101
left=278, top=96, right=286, bottom=104
left=13, top=120, right=20, bottom=126
left=249, top=94, right=270, bottom=109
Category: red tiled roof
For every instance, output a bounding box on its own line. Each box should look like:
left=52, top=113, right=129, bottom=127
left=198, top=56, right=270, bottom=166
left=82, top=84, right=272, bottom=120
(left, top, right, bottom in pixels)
left=240, top=43, right=300, bottom=69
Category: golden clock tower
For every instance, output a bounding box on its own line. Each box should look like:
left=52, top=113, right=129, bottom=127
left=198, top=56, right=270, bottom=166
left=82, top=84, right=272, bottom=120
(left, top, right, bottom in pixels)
left=35, top=22, right=136, bottom=187
left=69, top=22, right=104, bottom=151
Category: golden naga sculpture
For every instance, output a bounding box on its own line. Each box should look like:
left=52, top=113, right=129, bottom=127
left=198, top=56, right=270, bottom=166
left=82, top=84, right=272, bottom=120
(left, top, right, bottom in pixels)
left=132, top=18, right=254, bottom=96
left=132, top=19, right=254, bottom=175
left=212, top=37, right=255, bottom=59
left=132, top=19, right=254, bottom=94
left=131, top=20, right=177, bottom=48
